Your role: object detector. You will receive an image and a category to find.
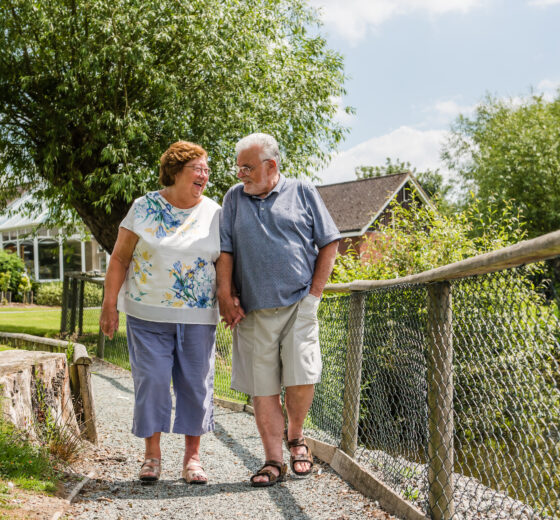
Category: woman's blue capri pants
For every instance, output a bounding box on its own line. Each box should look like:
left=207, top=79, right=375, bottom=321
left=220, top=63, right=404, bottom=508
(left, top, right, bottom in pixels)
left=126, top=315, right=216, bottom=438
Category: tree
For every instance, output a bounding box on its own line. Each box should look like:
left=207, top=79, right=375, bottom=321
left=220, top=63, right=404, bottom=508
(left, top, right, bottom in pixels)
left=442, top=92, right=560, bottom=238
left=0, top=0, right=349, bottom=252
left=354, top=158, right=451, bottom=201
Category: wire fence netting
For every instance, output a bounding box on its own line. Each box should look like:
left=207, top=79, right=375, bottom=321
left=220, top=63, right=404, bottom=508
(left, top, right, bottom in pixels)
left=62, top=262, right=559, bottom=519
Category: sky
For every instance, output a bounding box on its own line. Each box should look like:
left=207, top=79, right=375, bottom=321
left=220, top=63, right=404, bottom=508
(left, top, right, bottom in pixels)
left=310, top=0, right=560, bottom=186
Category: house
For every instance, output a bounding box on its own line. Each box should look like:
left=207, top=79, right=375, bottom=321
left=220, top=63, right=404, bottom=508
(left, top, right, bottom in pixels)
left=0, top=192, right=108, bottom=282
left=316, top=172, right=434, bottom=255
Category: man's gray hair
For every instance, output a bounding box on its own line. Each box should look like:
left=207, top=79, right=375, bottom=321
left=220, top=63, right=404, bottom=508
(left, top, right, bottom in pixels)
left=235, top=133, right=281, bottom=168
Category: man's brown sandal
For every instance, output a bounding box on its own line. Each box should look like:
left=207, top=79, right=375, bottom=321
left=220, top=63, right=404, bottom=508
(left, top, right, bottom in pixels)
left=250, top=460, right=287, bottom=487
left=139, top=458, right=161, bottom=482
left=284, top=431, right=314, bottom=477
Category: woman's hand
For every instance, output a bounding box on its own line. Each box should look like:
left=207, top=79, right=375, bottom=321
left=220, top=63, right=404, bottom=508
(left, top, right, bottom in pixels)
left=100, top=304, right=119, bottom=339
left=218, top=293, right=245, bottom=329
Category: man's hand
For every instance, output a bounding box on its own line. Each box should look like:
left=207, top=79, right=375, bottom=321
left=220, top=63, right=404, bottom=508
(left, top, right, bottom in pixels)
left=218, top=293, right=246, bottom=329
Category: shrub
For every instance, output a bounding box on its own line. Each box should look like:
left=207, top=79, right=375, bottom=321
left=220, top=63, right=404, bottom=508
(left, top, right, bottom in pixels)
left=35, top=281, right=103, bottom=307
left=0, top=250, right=26, bottom=301
left=35, top=282, right=63, bottom=306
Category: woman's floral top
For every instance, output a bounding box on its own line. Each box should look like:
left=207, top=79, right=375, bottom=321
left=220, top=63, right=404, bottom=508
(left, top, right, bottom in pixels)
left=117, top=192, right=221, bottom=324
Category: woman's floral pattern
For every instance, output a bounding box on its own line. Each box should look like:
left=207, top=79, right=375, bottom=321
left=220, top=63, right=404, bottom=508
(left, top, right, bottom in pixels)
left=163, top=258, right=215, bottom=308
left=135, top=192, right=196, bottom=238
left=120, top=192, right=220, bottom=321
left=126, top=249, right=152, bottom=302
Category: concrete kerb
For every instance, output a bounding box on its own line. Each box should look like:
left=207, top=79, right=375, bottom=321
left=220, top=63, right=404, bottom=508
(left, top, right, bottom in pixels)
left=215, top=397, right=427, bottom=520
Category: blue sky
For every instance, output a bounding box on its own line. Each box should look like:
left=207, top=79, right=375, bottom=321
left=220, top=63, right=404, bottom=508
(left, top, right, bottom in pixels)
left=311, top=0, right=560, bottom=185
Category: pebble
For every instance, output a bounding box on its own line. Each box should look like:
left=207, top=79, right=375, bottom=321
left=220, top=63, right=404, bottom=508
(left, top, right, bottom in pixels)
left=69, top=360, right=400, bottom=520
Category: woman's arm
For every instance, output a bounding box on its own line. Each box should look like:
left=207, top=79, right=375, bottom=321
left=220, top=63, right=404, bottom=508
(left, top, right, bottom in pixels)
left=99, top=228, right=139, bottom=339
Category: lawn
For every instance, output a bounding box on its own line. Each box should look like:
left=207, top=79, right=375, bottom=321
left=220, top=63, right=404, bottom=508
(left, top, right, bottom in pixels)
left=0, top=307, right=61, bottom=337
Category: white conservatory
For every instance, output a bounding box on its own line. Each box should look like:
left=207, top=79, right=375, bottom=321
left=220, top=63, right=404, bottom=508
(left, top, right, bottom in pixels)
left=0, top=193, right=108, bottom=281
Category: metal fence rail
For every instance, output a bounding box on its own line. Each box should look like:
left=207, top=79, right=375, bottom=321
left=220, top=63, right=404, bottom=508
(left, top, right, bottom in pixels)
left=61, top=230, right=560, bottom=519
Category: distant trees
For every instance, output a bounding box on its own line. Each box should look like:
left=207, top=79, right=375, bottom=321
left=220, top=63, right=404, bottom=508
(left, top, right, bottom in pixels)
left=443, top=92, right=560, bottom=238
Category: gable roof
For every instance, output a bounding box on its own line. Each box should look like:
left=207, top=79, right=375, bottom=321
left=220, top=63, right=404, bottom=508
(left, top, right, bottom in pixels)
left=0, top=192, right=48, bottom=233
left=316, top=172, right=433, bottom=237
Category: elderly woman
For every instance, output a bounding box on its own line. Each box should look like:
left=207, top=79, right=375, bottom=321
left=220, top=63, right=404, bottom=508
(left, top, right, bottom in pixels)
left=100, top=141, right=220, bottom=484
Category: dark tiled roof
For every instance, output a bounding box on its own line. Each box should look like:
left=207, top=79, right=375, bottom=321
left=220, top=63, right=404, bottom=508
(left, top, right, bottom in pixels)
left=316, top=173, right=410, bottom=234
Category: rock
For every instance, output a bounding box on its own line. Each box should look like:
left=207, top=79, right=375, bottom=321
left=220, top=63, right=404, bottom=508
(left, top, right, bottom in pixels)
left=0, top=349, right=80, bottom=438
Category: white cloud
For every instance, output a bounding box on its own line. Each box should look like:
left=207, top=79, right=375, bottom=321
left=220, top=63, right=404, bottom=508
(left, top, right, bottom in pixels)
left=331, top=96, right=357, bottom=125
left=535, top=79, right=560, bottom=100
left=419, top=98, right=477, bottom=127
left=528, top=0, right=560, bottom=6
left=316, top=126, right=449, bottom=185
left=310, top=0, right=482, bottom=43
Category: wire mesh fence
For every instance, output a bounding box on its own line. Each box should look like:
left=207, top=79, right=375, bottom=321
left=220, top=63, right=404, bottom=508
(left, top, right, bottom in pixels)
left=61, top=259, right=560, bottom=519
left=310, top=263, right=559, bottom=520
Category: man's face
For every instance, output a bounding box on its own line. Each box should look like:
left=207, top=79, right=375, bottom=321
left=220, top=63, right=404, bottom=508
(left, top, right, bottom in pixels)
left=236, top=145, right=276, bottom=198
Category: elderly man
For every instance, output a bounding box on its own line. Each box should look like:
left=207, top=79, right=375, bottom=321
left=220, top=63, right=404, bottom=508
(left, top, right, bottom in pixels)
left=217, top=133, right=340, bottom=487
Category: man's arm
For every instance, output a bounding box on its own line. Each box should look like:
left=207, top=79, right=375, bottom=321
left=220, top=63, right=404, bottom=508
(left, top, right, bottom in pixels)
left=216, top=252, right=245, bottom=328
left=309, top=240, right=340, bottom=298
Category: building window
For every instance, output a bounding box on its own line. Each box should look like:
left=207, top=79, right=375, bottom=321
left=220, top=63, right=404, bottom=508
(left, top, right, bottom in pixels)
left=63, top=240, right=82, bottom=273
left=38, top=240, right=60, bottom=280
left=20, top=241, right=34, bottom=275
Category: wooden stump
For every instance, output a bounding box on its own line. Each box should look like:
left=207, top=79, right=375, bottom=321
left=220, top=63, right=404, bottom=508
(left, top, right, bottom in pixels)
left=0, top=350, right=80, bottom=439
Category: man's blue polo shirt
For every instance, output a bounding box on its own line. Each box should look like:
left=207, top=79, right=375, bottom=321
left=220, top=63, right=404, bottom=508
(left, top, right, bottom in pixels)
left=220, top=175, right=341, bottom=313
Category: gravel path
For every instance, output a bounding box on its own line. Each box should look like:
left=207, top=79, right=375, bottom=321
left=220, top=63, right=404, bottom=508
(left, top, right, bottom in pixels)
left=69, top=360, right=400, bottom=520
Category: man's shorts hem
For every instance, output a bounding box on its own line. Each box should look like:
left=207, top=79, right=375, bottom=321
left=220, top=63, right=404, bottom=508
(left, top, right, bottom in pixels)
left=283, top=377, right=321, bottom=387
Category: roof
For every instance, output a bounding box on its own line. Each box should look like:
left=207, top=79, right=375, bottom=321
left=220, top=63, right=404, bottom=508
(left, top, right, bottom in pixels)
left=0, top=192, right=48, bottom=233
left=316, top=172, right=432, bottom=237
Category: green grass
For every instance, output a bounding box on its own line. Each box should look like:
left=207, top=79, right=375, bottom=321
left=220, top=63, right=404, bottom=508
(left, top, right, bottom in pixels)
left=0, top=411, right=59, bottom=494
left=0, top=308, right=61, bottom=337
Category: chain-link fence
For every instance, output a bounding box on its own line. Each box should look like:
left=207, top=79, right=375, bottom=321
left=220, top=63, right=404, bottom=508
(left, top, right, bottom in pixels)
left=310, top=262, right=559, bottom=520
left=61, top=252, right=559, bottom=519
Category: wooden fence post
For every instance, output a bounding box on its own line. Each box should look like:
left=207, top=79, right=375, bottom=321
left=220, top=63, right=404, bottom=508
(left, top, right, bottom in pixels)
left=60, top=274, right=70, bottom=335
left=69, top=277, right=78, bottom=335
left=340, top=291, right=366, bottom=457
left=427, top=282, right=455, bottom=520
left=97, top=285, right=105, bottom=359
left=73, top=343, right=97, bottom=445
left=78, top=280, right=85, bottom=336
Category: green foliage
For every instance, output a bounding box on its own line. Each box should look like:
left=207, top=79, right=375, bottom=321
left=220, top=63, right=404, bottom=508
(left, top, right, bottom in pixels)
left=0, top=399, right=59, bottom=494
left=331, top=196, right=525, bottom=283
left=443, top=92, right=560, bottom=238
left=0, top=251, right=26, bottom=300
left=34, top=283, right=63, bottom=306
left=0, top=0, right=349, bottom=252
left=33, top=380, right=82, bottom=463
left=35, top=282, right=102, bottom=307
left=17, top=273, right=32, bottom=295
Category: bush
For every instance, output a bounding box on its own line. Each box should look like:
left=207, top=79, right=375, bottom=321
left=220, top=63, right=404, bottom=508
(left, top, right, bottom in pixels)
left=35, top=282, right=63, bottom=306
left=0, top=250, right=26, bottom=301
left=35, top=281, right=104, bottom=307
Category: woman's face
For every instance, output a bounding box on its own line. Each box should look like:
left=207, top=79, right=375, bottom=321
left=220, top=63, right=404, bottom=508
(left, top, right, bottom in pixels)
left=176, top=155, right=209, bottom=200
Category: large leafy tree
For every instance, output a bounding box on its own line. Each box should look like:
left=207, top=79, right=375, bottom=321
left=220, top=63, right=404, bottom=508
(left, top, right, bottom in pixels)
left=442, top=92, right=560, bottom=238
left=0, top=0, right=348, bottom=251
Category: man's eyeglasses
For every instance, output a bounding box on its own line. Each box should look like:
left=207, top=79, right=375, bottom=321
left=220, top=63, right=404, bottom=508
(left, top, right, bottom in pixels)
left=236, top=158, right=272, bottom=176
left=186, top=165, right=211, bottom=176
